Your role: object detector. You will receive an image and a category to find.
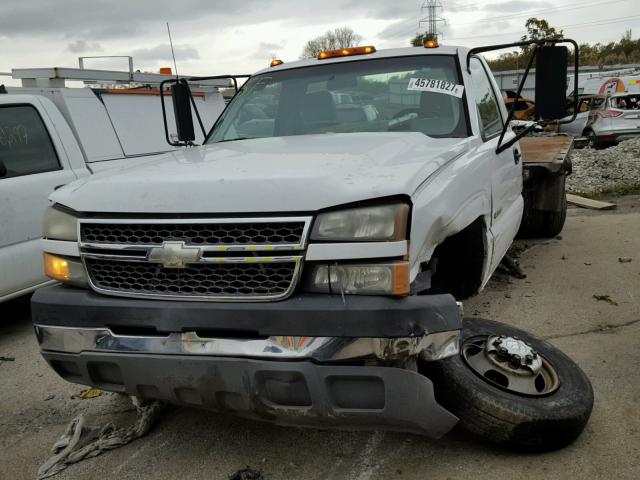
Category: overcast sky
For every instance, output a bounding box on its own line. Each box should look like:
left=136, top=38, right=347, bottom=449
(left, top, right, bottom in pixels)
left=1, top=0, right=638, bottom=83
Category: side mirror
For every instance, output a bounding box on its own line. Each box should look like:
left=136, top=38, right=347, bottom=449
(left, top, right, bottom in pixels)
left=171, top=80, right=196, bottom=143
left=0, top=159, right=7, bottom=177
left=534, top=46, right=568, bottom=121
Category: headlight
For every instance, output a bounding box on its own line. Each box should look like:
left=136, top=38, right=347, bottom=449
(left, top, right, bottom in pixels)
left=307, top=262, right=409, bottom=295
left=43, top=253, right=88, bottom=287
left=311, top=202, right=409, bottom=241
left=43, top=206, right=78, bottom=241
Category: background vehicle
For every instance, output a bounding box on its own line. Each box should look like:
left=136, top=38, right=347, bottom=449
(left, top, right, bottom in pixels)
left=0, top=64, right=229, bottom=302
left=32, top=40, right=592, bottom=451
left=504, top=93, right=536, bottom=120
left=583, top=92, right=640, bottom=148
left=556, top=94, right=604, bottom=141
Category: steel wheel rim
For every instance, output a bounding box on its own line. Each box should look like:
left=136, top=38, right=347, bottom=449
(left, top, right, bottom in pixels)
left=461, top=335, right=561, bottom=397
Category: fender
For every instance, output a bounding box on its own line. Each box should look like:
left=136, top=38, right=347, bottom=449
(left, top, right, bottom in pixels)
left=409, top=144, right=494, bottom=286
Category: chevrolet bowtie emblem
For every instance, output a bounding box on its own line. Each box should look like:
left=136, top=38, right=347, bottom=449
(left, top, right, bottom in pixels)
left=147, top=241, right=201, bottom=268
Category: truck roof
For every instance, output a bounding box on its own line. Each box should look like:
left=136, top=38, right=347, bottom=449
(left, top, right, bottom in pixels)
left=254, top=45, right=470, bottom=76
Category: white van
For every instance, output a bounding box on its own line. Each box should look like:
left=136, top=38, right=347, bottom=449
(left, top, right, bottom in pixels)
left=0, top=66, right=229, bottom=302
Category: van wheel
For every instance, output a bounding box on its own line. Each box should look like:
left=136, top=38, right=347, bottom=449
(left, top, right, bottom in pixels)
left=421, top=318, right=593, bottom=452
left=519, top=193, right=567, bottom=238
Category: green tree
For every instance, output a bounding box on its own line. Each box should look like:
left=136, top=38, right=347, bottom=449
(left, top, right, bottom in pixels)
left=410, top=32, right=436, bottom=47
left=300, top=27, right=362, bottom=58
left=520, top=17, right=564, bottom=56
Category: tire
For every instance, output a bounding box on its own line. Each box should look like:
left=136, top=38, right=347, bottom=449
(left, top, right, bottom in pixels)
left=519, top=193, right=567, bottom=238
left=585, top=129, right=600, bottom=149
left=421, top=318, right=593, bottom=452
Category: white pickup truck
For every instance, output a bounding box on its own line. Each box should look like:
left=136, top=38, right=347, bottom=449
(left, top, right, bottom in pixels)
left=0, top=67, right=227, bottom=302
left=32, top=41, right=593, bottom=451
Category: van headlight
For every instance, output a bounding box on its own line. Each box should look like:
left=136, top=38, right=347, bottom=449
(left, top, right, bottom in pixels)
left=311, top=202, right=409, bottom=241
left=43, top=206, right=78, bottom=241
left=306, top=262, right=410, bottom=295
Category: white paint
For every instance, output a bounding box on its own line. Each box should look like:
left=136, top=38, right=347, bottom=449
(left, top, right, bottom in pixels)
left=306, top=241, right=407, bottom=261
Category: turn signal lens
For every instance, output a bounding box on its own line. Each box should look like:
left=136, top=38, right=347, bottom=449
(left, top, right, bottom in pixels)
left=270, top=59, right=284, bottom=67
left=44, top=253, right=70, bottom=281
left=424, top=39, right=439, bottom=48
left=43, top=253, right=88, bottom=287
left=318, top=46, right=376, bottom=60
left=307, top=262, right=410, bottom=296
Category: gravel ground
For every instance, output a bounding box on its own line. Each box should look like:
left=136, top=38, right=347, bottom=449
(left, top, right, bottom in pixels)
left=567, top=138, right=640, bottom=196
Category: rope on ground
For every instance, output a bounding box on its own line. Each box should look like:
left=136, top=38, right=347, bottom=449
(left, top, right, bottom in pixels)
left=37, top=397, right=164, bottom=479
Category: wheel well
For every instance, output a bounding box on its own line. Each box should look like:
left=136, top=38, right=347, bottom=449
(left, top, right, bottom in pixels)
left=427, top=217, right=486, bottom=300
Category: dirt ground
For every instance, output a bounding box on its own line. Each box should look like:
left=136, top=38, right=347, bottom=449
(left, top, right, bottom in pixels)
left=1, top=197, right=639, bottom=480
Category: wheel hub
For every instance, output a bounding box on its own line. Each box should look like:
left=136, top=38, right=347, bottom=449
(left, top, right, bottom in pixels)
left=461, top=334, right=560, bottom=396
left=485, top=335, right=542, bottom=374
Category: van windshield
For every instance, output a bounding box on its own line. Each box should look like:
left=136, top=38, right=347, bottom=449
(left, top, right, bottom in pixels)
left=207, top=55, right=469, bottom=143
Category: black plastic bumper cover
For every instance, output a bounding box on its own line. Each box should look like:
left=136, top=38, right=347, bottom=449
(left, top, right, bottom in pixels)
left=31, top=285, right=461, bottom=337
left=42, top=351, right=459, bottom=438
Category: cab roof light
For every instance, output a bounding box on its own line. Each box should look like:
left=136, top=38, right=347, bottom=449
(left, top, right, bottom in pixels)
left=270, top=59, right=284, bottom=67
left=317, top=45, right=376, bottom=60
left=159, top=67, right=173, bottom=75
left=424, top=39, right=439, bottom=48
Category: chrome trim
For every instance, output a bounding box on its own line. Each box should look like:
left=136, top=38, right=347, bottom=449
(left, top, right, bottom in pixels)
left=35, top=325, right=460, bottom=362
left=77, top=216, right=313, bottom=250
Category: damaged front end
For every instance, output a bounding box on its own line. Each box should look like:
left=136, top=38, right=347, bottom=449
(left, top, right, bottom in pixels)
left=33, top=287, right=462, bottom=438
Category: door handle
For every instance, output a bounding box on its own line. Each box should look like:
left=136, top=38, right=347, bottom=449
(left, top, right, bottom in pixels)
left=513, top=149, right=521, bottom=165
left=54, top=184, right=67, bottom=190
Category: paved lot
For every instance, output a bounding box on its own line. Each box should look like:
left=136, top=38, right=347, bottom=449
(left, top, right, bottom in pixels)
left=1, top=198, right=639, bottom=480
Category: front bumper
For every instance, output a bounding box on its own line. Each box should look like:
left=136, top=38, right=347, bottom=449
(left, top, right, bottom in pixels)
left=32, top=285, right=462, bottom=437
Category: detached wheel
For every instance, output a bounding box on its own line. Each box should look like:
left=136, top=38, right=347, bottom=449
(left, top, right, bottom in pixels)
left=422, top=318, right=593, bottom=452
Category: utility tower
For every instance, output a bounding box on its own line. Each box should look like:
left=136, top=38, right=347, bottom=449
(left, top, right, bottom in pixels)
left=419, top=1, right=445, bottom=40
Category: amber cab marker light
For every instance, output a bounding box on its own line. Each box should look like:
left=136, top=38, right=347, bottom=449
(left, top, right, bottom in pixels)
left=270, top=59, right=284, bottom=67
left=159, top=67, right=173, bottom=75
left=424, top=39, right=439, bottom=48
left=317, top=45, right=376, bottom=60
left=392, top=262, right=410, bottom=296
left=43, top=253, right=70, bottom=282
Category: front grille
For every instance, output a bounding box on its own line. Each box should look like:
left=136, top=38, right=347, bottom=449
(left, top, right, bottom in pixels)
left=81, top=221, right=305, bottom=246
left=86, top=259, right=298, bottom=298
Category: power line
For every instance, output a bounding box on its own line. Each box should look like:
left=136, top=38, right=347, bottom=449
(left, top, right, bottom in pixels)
left=418, top=1, right=446, bottom=40
left=447, top=0, right=632, bottom=27
left=445, top=14, right=640, bottom=41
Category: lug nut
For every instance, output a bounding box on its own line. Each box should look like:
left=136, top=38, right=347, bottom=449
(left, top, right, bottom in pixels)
left=510, top=354, right=521, bottom=367
left=493, top=338, right=503, bottom=346
left=525, top=354, right=533, bottom=364
left=498, top=346, right=508, bottom=355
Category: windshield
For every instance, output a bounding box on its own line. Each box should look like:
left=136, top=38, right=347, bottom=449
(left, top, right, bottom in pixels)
left=207, top=55, right=469, bottom=143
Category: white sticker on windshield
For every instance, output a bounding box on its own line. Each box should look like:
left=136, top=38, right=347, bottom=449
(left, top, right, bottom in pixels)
left=408, top=78, right=465, bottom=98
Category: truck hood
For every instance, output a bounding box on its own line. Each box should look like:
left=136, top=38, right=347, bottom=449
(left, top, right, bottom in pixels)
left=52, top=133, right=469, bottom=214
